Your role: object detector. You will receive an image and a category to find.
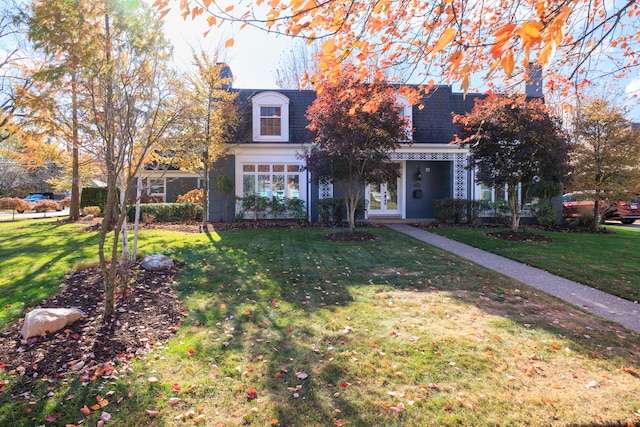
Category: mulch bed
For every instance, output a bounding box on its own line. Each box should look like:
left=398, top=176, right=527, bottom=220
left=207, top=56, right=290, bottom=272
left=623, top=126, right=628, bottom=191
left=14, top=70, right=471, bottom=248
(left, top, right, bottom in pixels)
left=0, top=261, right=184, bottom=392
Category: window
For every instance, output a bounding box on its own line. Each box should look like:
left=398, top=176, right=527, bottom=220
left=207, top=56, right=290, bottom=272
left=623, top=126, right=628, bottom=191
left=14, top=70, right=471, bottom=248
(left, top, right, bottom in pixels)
left=252, top=92, right=290, bottom=142
left=260, top=106, right=281, bottom=136
left=148, top=178, right=164, bottom=195
left=242, top=163, right=301, bottom=200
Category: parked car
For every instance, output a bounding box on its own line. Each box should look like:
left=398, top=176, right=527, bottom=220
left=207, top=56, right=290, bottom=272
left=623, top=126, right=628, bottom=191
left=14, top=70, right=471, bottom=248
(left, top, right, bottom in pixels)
left=16, top=192, right=62, bottom=213
left=562, top=193, right=640, bottom=224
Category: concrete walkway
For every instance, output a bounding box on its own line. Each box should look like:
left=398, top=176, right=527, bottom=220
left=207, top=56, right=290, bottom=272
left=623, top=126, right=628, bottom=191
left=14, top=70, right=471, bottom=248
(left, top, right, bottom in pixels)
left=388, top=224, right=640, bottom=334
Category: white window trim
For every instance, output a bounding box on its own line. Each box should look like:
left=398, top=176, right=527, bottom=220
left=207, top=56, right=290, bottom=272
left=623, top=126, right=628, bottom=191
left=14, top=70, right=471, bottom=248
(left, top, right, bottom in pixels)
left=252, top=91, right=290, bottom=142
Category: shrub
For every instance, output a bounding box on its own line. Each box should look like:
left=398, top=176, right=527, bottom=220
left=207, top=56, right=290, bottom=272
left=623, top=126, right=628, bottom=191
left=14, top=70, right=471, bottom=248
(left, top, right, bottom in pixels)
left=0, top=197, right=32, bottom=213
left=80, top=187, right=108, bottom=212
left=59, top=197, right=71, bottom=208
left=34, top=200, right=61, bottom=212
left=488, top=200, right=510, bottom=224
left=240, top=194, right=271, bottom=220
left=317, top=198, right=365, bottom=224
left=287, top=198, right=306, bottom=221
left=466, top=200, right=488, bottom=224
left=450, top=198, right=468, bottom=224
left=177, top=188, right=203, bottom=204
left=140, top=194, right=164, bottom=203
left=433, top=199, right=451, bottom=223
left=575, top=208, right=599, bottom=227
left=142, top=213, right=156, bottom=224
left=127, top=202, right=202, bottom=222
left=531, top=201, right=557, bottom=227
left=82, top=206, right=101, bottom=217
left=433, top=198, right=488, bottom=224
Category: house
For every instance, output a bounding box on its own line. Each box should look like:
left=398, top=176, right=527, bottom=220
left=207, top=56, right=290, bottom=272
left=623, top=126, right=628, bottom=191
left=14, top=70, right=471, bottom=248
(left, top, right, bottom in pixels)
left=143, top=67, right=544, bottom=222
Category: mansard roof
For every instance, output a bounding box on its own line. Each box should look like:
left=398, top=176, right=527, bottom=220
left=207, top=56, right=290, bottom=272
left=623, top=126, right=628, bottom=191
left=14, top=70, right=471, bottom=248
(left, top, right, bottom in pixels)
left=233, top=85, right=537, bottom=145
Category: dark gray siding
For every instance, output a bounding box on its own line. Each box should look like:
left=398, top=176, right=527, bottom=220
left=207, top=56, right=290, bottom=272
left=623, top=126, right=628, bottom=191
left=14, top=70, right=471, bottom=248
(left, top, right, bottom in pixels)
left=208, top=156, right=236, bottom=222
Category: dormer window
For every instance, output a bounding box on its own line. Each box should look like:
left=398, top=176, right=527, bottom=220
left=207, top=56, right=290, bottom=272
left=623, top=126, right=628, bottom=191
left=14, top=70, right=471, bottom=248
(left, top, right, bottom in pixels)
left=252, top=91, right=290, bottom=142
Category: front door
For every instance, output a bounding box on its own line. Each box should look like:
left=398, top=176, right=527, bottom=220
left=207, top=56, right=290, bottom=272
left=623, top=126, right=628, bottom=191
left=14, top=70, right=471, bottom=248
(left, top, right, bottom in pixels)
left=368, top=179, right=399, bottom=216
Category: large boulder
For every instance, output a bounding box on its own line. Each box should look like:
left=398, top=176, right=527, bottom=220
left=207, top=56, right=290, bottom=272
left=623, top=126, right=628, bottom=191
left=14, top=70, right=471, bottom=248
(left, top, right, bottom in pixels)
left=20, top=307, right=86, bottom=339
left=142, top=254, right=174, bottom=271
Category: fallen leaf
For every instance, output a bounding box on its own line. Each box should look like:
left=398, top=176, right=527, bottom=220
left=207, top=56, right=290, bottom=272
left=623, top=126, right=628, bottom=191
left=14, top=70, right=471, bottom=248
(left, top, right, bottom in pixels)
left=585, top=381, right=599, bottom=389
left=44, top=412, right=61, bottom=422
left=172, top=383, right=181, bottom=391
left=169, top=397, right=181, bottom=405
left=80, top=405, right=91, bottom=415
left=187, top=348, right=195, bottom=355
left=100, top=411, right=111, bottom=422
left=147, top=410, right=160, bottom=418
left=334, top=421, right=343, bottom=426
left=269, top=419, right=279, bottom=425
left=148, top=377, right=159, bottom=384
left=246, top=387, right=258, bottom=400
left=295, top=372, right=309, bottom=380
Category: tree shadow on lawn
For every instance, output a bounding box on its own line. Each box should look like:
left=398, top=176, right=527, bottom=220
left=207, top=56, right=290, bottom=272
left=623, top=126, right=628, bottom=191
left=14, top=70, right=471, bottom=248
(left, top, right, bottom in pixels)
left=0, top=222, right=98, bottom=330
left=167, top=227, right=640, bottom=426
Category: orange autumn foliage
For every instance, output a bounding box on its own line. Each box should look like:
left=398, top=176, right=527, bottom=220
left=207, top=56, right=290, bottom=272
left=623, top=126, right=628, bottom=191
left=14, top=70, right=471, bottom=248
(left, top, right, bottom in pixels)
left=155, top=0, right=640, bottom=99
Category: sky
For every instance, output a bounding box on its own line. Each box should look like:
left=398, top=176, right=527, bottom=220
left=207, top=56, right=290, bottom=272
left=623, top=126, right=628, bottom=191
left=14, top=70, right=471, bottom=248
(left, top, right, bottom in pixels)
left=159, top=7, right=295, bottom=89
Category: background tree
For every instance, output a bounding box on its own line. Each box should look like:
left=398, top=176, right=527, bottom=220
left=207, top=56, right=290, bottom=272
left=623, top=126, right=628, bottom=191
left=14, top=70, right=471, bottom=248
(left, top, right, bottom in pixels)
left=25, top=0, right=103, bottom=221
left=568, top=98, right=640, bottom=231
left=303, top=68, right=409, bottom=233
left=454, top=93, right=569, bottom=232
left=161, top=0, right=640, bottom=102
left=171, top=52, right=239, bottom=230
left=275, top=41, right=319, bottom=90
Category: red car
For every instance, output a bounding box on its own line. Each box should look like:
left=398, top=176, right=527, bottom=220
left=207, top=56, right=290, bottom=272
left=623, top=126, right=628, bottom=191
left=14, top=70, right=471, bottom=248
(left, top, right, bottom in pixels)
left=562, top=193, right=640, bottom=224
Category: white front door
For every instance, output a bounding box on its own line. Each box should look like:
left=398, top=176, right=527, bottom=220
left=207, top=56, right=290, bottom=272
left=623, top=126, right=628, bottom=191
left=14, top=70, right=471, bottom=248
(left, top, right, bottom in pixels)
left=368, top=178, right=399, bottom=216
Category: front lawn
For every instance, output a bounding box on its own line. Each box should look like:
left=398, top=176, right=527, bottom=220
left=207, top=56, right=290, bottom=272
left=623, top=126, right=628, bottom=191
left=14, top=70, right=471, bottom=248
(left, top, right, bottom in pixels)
left=427, top=225, right=640, bottom=302
left=1, top=219, right=639, bottom=426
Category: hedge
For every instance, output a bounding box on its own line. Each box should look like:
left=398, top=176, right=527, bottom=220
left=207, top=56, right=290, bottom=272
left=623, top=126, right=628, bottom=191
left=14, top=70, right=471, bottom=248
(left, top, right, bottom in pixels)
left=80, top=187, right=108, bottom=213
left=126, top=202, right=202, bottom=223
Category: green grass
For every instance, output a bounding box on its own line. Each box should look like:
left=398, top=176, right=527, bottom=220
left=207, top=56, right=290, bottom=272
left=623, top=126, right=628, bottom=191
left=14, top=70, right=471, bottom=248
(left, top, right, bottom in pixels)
left=1, top=219, right=640, bottom=426
left=427, top=225, right=640, bottom=302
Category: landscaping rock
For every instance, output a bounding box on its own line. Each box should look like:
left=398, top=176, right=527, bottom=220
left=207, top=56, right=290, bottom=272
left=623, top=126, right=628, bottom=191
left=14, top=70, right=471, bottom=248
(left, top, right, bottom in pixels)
left=142, top=254, right=174, bottom=271
left=82, top=214, right=94, bottom=221
left=20, top=307, right=86, bottom=339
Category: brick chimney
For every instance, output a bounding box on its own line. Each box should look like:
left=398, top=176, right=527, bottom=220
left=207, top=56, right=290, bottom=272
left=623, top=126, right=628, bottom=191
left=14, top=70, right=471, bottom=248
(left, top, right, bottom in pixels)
left=525, top=62, right=543, bottom=98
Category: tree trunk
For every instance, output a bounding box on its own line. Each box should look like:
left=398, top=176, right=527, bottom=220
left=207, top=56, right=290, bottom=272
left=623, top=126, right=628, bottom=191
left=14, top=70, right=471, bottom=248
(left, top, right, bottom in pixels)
left=70, top=74, right=80, bottom=221
left=202, top=162, right=209, bottom=230
left=592, top=200, right=600, bottom=232
left=508, top=184, right=521, bottom=232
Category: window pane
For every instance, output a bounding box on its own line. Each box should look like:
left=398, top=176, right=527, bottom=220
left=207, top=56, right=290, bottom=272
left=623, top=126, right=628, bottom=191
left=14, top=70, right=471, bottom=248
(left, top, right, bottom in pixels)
left=243, top=164, right=255, bottom=172
left=287, top=175, right=299, bottom=199
left=273, top=164, right=285, bottom=172
left=243, top=175, right=255, bottom=195
left=287, top=165, right=300, bottom=172
left=258, top=164, right=270, bottom=173
left=273, top=175, right=285, bottom=200
left=149, top=179, right=164, bottom=194
left=480, top=185, right=492, bottom=201
left=260, top=117, right=281, bottom=136
left=258, top=175, right=271, bottom=198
